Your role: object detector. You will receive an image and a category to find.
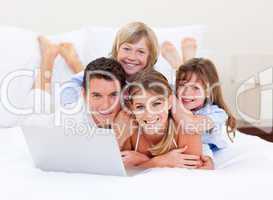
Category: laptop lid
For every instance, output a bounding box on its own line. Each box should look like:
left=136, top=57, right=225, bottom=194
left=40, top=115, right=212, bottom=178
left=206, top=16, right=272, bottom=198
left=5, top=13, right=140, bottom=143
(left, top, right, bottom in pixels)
left=22, top=125, right=127, bottom=176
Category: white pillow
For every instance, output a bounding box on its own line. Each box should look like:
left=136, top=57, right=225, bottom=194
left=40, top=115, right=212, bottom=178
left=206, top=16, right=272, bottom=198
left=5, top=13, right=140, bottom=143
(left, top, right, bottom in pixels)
left=0, top=26, right=89, bottom=127
left=84, top=26, right=117, bottom=60
left=0, top=26, right=40, bottom=71
left=0, top=26, right=39, bottom=127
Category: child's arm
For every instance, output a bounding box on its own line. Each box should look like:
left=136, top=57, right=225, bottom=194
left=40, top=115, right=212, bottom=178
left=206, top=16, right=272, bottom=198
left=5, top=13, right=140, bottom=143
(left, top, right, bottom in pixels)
left=181, top=113, right=215, bottom=134
left=171, top=95, right=227, bottom=134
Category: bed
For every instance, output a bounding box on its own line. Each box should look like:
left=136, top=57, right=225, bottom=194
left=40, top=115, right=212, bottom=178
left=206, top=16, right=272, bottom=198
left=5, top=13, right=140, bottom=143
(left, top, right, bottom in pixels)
left=0, top=25, right=272, bottom=200
left=0, top=127, right=273, bottom=200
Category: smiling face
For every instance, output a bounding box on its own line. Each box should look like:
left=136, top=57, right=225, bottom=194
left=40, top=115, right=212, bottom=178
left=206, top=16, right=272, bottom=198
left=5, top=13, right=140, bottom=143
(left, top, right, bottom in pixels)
left=85, top=78, right=121, bottom=127
left=117, top=37, right=149, bottom=77
left=177, top=73, right=206, bottom=111
left=131, top=90, right=170, bottom=135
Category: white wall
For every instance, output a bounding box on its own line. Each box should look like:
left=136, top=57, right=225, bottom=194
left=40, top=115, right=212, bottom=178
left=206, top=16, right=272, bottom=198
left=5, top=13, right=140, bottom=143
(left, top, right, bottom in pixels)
left=1, top=0, right=272, bottom=122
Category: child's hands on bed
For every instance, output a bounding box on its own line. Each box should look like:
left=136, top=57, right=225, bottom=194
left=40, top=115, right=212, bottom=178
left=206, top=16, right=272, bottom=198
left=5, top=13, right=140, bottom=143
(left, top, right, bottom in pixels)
left=159, top=146, right=202, bottom=169
left=198, top=155, right=214, bottom=170
left=121, top=151, right=150, bottom=168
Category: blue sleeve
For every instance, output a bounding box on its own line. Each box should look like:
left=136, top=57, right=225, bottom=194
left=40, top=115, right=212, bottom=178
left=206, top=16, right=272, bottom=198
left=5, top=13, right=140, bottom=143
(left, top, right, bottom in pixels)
left=206, top=105, right=228, bottom=126
left=197, top=104, right=230, bottom=149
left=202, top=144, right=214, bottom=159
left=61, top=72, right=83, bottom=106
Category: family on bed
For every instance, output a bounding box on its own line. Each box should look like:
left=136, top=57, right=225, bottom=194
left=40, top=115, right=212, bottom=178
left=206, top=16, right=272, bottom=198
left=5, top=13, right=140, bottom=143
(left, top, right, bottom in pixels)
left=33, top=21, right=236, bottom=170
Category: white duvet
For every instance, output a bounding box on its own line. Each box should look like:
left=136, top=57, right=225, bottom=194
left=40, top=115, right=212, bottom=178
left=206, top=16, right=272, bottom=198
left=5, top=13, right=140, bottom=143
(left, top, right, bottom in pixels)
left=0, top=127, right=273, bottom=200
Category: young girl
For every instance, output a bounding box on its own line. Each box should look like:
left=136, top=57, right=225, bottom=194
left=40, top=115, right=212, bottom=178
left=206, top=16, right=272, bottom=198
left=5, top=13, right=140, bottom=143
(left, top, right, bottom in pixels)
left=57, top=21, right=159, bottom=81
left=119, top=70, right=214, bottom=169
left=175, top=58, right=237, bottom=157
left=53, top=21, right=159, bottom=105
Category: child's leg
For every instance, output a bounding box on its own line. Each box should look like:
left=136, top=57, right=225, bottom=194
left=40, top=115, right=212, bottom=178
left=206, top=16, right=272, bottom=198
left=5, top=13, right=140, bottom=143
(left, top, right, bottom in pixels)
left=181, top=38, right=197, bottom=63
left=59, top=43, right=83, bottom=74
left=38, top=36, right=59, bottom=72
left=161, top=41, right=183, bottom=70
left=33, top=36, right=59, bottom=91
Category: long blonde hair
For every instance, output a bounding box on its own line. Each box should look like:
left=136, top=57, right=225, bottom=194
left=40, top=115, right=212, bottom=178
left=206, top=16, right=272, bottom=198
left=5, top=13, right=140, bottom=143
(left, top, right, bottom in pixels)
left=128, top=70, right=176, bottom=156
left=176, top=58, right=237, bottom=140
left=111, top=22, right=159, bottom=78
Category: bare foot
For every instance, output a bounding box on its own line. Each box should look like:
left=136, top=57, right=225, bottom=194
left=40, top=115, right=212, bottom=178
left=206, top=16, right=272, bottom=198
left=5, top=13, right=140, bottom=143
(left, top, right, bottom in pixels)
left=181, top=37, right=197, bottom=63
left=38, top=36, right=59, bottom=71
left=59, top=43, right=83, bottom=73
left=161, top=41, right=182, bottom=70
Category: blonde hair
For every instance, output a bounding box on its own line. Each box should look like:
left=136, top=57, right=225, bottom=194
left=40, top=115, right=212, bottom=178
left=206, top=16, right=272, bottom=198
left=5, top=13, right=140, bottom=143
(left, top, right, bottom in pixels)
left=128, top=70, right=176, bottom=156
left=176, top=58, right=237, bottom=140
left=111, top=22, right=159, bottom=76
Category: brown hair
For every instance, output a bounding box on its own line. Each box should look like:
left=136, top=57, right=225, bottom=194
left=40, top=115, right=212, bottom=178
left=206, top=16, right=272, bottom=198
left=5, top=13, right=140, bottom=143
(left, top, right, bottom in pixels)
left=82, top=57, right=126, bottom=91
left=111, top=22, right=159, bottom=78
left=176, top=58, right=237, bottom=140
left=128, top=70, right=176, bottom=156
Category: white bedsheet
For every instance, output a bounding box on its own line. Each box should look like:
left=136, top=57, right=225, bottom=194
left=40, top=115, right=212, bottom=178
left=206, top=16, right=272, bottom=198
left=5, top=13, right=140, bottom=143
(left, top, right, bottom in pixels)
left=0, top=127, right=272, bottom=200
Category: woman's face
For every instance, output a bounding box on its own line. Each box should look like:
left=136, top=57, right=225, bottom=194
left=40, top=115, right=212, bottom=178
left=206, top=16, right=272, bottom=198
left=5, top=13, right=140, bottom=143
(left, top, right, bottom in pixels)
left=117, top=37, right=149, bottom=76
left=177, top=73, right=206, bottom=110
left=131, top=90, right=170, bottom=135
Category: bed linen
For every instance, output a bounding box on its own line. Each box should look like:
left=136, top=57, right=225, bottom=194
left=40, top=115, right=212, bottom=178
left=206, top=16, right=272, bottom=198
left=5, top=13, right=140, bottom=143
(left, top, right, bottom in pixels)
left=0, top=127, right=272, bottom=200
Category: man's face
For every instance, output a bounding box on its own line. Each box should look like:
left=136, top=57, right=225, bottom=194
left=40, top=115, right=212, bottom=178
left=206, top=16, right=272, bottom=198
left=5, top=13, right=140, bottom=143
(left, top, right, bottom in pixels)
left=84, top=78, right=121, bottom=127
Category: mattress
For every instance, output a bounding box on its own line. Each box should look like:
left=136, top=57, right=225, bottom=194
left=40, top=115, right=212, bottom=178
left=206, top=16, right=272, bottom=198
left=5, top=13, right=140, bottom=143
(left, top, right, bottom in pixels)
left=0, top=127, right=272, bottom=200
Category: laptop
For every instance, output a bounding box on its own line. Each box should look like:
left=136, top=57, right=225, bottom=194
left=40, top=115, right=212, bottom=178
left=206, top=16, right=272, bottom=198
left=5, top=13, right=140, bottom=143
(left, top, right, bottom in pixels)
left=21, top=125, right=144, bottom=176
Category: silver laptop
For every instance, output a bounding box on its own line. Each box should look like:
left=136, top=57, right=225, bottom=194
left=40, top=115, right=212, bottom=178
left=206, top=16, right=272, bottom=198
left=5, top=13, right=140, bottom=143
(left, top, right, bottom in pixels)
left=21, top=125, right=143, bottom=176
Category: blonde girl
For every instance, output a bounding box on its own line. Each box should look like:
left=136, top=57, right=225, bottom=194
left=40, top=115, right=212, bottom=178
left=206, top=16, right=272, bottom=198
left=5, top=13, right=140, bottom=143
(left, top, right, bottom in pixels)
left=119, top=70, right=214, bottom=169
left=53, top=21, right=160, bottom=105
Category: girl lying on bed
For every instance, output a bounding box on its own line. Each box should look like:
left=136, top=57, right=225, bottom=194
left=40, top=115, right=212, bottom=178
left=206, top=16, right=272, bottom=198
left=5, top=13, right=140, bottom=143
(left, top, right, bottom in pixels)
left=160, top=41, right=237, bottom=159
left=117, top=70, right=214, bottom=169
left=174, top=58, right=237, bottom=158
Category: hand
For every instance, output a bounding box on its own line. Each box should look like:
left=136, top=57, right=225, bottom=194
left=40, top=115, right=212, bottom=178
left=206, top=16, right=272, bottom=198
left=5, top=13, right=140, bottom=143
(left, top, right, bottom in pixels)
left=171, top=95, right=202, bottom=134
left=159, top=146, right=202, bottom=169
left=121, top=151, right=150, bottom=168
left=113, top=111, right=138, bottom=148
left=199, top=155, right=214, bottom=170
left=170, top=95, right=193, bottom=125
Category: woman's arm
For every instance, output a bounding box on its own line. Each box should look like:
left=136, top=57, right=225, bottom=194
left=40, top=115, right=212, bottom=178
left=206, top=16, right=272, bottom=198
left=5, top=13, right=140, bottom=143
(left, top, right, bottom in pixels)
left=177, top=132, right=202, bottom=156
left=137, top=147, right=202, bottom=169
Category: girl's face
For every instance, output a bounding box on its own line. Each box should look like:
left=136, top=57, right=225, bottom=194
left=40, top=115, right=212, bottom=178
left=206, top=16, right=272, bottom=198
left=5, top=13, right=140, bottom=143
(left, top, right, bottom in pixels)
left=177, top=73, right=206, bottom=111
left=117, top=37, right=149, bottom=76
left=131, top=90, right=170, bottom=135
